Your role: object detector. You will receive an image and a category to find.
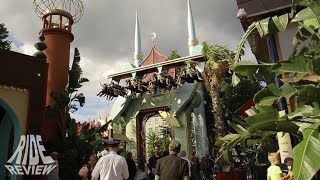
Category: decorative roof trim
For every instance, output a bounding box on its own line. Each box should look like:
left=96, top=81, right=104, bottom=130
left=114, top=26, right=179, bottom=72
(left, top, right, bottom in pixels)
left=139, top=45, right=168, bottom=66
left=0, top=84, right=28, bottom=92
left=108, top=54, right=204, bottom=80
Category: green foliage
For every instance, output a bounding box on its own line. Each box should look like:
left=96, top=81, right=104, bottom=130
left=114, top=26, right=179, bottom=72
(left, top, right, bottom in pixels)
left=220, top=1, right=320, bottom=179
left=46, top=119, right=110, bottom=180
left=68, top=48, right=89, bottom=113
left=146, top=131, right=160, bottom=156
left=45, top=48, right=92, bottom=178
left=293, top=122, right=320, bottom=180
left=203, top=42, right=233, bottom=73
left=146, top=129, right=170, bottom=156
left=0, top=23, right=11, bottom=50
left=202, top=42, right=235, bottom=138
left=220, top=76, right=262, bottom=121
left=113, top=116, right=127, bottom=134
left=168, top=50, right=181, bottom=60
left=233, top=0, right=320, bottom=84
left=160, top=135, right=170, bottom=152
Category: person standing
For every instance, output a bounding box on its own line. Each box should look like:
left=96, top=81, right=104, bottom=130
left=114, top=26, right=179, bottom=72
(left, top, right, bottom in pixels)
left=126, top=152, right=137, bottom=180
left=91, top=140, right=129, bottom=180
left=201, top=155, right=214, bottom=180
left=45, top=152, right=60, bottom=180
left=148, top=146, right=161, bottom=180
left=267, top=152, right=291, bottom=180
left=280, top=157, right=293, bottom=177
left=79, top=154, right=98, bottom=180
left=179, top=150, right=191, bottom=178
left=78, top=164, right=90, bottom=180
left=190, top=156, right=201, bottom=180
left=155, top=140, right=189, bottom=180
left=135, top=158, right=148, bottom=180
left=88, top=154, right=98, bottom=170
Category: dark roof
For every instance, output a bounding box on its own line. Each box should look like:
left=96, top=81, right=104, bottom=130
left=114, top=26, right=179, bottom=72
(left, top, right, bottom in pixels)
left=0, top=49, right=48, bottom=65
left=236, top=0, right=291, bottom=17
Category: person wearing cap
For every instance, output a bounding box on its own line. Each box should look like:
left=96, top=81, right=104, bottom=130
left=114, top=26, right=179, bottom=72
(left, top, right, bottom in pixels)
left=91, top=140, right=129, bottom=180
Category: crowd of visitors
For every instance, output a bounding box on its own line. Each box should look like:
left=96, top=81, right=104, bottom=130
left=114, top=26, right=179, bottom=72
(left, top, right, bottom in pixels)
left=46, top=140, right=298, bottom=180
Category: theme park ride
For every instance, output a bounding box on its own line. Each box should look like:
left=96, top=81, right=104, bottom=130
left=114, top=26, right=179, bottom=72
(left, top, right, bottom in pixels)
left=97, top=0, right=210, bottom=161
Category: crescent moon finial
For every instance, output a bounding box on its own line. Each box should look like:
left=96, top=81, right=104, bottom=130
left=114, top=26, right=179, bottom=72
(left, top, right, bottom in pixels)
left=151, top=32, right=157, bottom=42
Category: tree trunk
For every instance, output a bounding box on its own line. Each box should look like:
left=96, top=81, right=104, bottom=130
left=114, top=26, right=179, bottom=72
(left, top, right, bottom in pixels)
left=202, top=72, right=228, bottom=138
left=210, top=86, right=227, bottom=138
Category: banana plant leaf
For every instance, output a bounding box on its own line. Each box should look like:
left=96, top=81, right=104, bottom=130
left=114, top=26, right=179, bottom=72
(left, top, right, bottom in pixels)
left=274, top=55, right=314, bottom=75
left=298, top=86, right=320, bottom=104
left=227, top=121, right=248, bottom=134
left=253, top=83, right=298, bottom=106
left=293, top=122, right=320, bottom=180
left=292, top=3, right=320, bottom=22
left=232, top=61, right=274, bottom=76
left=288, top=105, right=316, bottom=119
left=234, top=1, right=320, bottom=64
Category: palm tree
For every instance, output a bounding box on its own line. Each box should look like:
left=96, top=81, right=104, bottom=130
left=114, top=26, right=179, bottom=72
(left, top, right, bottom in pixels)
left=202, top=42, right=234, bottom=138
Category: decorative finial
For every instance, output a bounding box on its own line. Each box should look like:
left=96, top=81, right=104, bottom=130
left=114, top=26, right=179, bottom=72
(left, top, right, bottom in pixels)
left=134, top=11, right=143, bottom=67
left=33, top=0, right=84, bottom=24
left=33, top=31, right=47, bottom=61
left=237, top=8, right=247, bottom=20
left=187, top=0, right=198, bottom=55
left=151, top=32, right=157, bottom=43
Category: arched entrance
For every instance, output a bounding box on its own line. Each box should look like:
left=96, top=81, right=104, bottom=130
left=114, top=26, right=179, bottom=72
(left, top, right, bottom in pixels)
left=0, top=98, right=21, bottom=180
left=136, top=106, right=171, bottom=162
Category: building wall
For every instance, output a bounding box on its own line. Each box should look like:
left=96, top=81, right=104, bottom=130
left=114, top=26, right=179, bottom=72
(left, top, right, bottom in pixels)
left=0, top=49, right=48, bottom=136
left=236, top=0, right=291, bottom=17
left=0, top=86, right=29, bottom=136
left=145, top=115, right=167, bottom=135
left=277, top=24, right=309, bottom=60
left=0, top=50, right=48, bottom=180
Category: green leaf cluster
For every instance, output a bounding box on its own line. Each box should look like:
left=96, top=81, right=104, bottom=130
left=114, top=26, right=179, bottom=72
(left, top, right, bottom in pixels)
left=0, top=23, right=11, bottom=50
left=68, top=48, right=89, bottom=113
left=168, top=50, right=181, bottom=60
left=218, top=1, right=320, bottom=179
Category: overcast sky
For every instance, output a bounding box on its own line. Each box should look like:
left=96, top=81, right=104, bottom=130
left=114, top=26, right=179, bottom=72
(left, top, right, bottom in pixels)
left=1, top=0, right=255, bottom=122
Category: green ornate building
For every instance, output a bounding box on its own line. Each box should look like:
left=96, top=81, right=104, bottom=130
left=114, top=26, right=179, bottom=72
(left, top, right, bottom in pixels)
left=98, top=0, right=210, bottom=161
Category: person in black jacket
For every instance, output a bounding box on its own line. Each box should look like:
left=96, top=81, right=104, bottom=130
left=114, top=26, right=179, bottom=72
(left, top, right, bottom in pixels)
left=154, top=140, right=189, bottom=180
left=148, top=146, right=161, bottom=180
left=126, top=152, right=136, bottom=180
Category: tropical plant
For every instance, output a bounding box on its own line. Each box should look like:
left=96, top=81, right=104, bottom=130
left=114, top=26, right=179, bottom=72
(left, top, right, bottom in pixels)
left=113, top=116, right=127, bottom=134
left=68, top=47, right=89, bottom=113
left=146, top=131, right=160, bottom=157
left=168, top=50, right=181, bottom=60
left=217, top=1, right=320, bottom=179
left=48, top=48, right=89, bottom=138
left=0, top=23, right=11, bottom=50
left=220, top=76, right=263, bottom=121
left=47, top=119, right=111, bottom=180
left=202, top=42, right=234, bottom=138
left=159, top=135, right=170, bottom=152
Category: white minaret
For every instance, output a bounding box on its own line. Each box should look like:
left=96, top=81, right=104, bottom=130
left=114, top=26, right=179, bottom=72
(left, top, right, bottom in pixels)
left=134, top=11, right=143, bottom=67
left=188, top=0, right=198, bottom=55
